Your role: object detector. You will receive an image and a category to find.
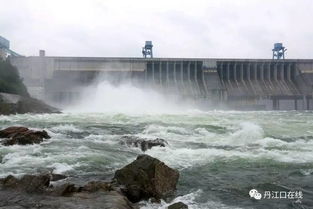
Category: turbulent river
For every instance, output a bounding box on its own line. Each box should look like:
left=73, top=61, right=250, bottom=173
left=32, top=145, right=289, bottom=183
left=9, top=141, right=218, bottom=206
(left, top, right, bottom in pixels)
left=1, top=111, right=313, bottom=209
left=1, top=82, right=313, bottom=209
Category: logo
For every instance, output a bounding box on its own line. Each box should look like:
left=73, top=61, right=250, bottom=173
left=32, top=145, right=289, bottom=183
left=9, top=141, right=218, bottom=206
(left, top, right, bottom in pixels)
left=249, top=189, right=262, bottom=200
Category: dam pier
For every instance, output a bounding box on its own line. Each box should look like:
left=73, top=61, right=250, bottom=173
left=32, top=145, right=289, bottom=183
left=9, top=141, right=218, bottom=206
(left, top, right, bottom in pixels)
left=9, top=54, right=313, bottom=110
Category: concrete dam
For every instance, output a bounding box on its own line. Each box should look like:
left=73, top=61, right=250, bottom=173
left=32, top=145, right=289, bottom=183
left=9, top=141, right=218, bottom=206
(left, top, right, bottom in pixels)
left=10, top=55, right=313, bottom=110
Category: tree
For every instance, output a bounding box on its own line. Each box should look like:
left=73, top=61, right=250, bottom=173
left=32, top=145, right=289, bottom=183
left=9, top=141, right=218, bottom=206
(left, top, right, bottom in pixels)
left=0, top=59, right=29, bottom=97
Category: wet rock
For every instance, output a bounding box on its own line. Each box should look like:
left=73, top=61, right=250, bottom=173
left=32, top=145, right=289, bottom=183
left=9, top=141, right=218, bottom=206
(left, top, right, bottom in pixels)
left=50, top=174, right=67, bottom=182
left=0, top=175, right=135, bottom=209
left=120, top=136, right=168, bottom=151
left=168, top=202, right=188, bottom=209
left=114, top=154, right=179, bottom=202
left=51, top=183, right=79, bottom=196
left=0, top=126, right=50, bottom=146
left=0, top=189, right=135, bottom=209
left=1, top=174, right=50, bottom=193
left=82, top=181, right=112, bottom=192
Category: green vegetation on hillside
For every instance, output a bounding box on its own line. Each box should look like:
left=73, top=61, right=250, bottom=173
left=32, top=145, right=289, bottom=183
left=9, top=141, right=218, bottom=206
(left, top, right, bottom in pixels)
left=0, top=59, right=29, bottom=97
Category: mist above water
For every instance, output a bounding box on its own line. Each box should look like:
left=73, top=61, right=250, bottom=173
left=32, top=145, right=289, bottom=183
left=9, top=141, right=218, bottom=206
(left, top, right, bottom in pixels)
left=67, top=80, right=192, bottom=114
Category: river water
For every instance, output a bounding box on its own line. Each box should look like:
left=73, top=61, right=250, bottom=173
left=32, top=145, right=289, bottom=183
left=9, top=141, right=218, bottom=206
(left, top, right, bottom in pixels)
left=1, top=111, right=313, bottom=209
left=1, top=82, right=313, bottom=208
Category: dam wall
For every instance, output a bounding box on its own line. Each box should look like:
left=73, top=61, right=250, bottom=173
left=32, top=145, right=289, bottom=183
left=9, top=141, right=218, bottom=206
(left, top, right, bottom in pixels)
left=10, top=56, right=313, bottom=110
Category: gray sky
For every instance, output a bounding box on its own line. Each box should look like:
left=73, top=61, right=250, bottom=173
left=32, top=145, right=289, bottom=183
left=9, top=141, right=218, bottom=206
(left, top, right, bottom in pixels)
left=1, top=0, right=312, bottom=58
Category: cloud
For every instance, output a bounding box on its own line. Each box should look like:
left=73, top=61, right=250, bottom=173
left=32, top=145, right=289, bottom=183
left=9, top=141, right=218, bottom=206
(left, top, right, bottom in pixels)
left=0, top=0, right=312, bottom=58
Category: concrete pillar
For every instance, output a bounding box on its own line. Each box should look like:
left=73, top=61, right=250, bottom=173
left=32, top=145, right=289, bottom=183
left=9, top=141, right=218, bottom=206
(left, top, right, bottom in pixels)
left=240, top=63, right=244, bottom=82
left=247, top=63, right=256, bottom=95
left=273, top=98, right=279, bottom=110
left=233, top=63, right=237, bottom=82
left=241, top=62, right=249, bottom=94
left=173, top=61, right=177, bottom=84
left=267, top=63, right=271, bottom=81
left=194, top=62, right=197, bottom=81
left=180, top=61, right=185, bottom=95
left=260, top=63, right=264, bottom=81
left=187, top=61, right=193, bottom=95
left=219, top=63, right=226, bottom=91
left=233, top=63, right=239, bottom=88
left=279, top=63, right=288, bottom=94
left=274, top=63, right=278, bottom=81
left=194, top=61, right=201, bottom=97
left=187, top=62, right=191, bottom=82
left=274, top=63, right=283, bottom=94
left=280, top=63, right=284, bottom=81
left=295, top=99, right=298, bottom=110
left=227, top=62, right=233, bottom=88
left=144, top=64, right=148, bottom=82
left=247, top=63, right=251, bottom=81
left=202, top=65, right=209, bottom=97
left=227, top=63, right=230, bottom=81
left=253, top=63, right=257, bottom=80
left=166, top=61, right=169, bottom=82
left=159, top=61, right=162, bottom=86
left=181, top=61, right=184, bottom=81
left=152, top=62, right=155, bottom=83
left=220, top=63, right=224, bottom=80
left=287, top=63, right=291, bottom=81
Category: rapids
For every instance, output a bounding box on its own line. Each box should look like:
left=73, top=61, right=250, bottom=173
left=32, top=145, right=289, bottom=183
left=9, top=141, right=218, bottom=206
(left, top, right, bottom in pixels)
left=1, top=83, right=313, bottom=208
left=1, top=111, right=313, bottom=208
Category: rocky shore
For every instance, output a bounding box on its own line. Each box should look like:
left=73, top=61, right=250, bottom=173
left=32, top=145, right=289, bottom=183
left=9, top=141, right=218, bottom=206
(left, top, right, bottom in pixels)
left=0, top=93, right=60, bottom=115
left=0, top=127, right=183, bottom=209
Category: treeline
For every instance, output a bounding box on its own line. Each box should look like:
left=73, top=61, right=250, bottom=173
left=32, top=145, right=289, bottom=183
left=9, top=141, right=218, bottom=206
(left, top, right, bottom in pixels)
left=0, top=59, right=29, bottom=97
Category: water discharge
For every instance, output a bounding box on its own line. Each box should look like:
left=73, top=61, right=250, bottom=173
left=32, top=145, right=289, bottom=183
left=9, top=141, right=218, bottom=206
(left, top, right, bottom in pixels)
left=67, top=81, right=191, bottom=114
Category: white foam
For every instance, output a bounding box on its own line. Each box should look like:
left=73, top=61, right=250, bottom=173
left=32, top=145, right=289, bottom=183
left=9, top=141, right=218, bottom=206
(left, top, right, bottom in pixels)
left=50, top=124, right=82, bottom=133
left=140, top=190, right=244, bottom=209
left=194, top=128, right=216, bottom=137
left=48, top=162, right=74, bottom=174
left=143, top=124, right=190, bottom=136
left=300, top=169, right=313, bottom=176
left=228, top=122, right=264, bottom=145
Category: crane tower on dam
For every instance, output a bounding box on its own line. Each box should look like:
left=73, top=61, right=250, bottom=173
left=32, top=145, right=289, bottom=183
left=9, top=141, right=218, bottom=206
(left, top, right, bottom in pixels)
left=142, top=41, right=153, bottom=58
left=272, top=43, right=287, bottom=60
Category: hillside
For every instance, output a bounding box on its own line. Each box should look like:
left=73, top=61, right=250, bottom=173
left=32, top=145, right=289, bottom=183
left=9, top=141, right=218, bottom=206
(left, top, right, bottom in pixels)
left=0, top=59, right=29, bottom=97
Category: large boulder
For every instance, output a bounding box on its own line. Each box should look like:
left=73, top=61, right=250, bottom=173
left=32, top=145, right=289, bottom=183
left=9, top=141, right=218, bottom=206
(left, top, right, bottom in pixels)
left=114, top=154, right=179, bottom=202
left=168, top=202, right=188, bottom=209
left=1, top=174, right=50, bottom=193
left=0, top=126, right=50, bottom=146
left=120, top=136, right=168, bottom=152
left=82, top=181, right=113, bottom=193
left=0, top=92, right=60, bottom=115
left=0, top=175, right=135, bottom=209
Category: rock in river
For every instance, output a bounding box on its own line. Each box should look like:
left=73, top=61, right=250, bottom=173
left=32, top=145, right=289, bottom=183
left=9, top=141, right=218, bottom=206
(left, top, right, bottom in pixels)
left=0, top=174, right=135, bottom=209
left=0, top=126, right=50, bottom=146
left=1, top=174, right=50, bottom=193
left=120, top=136, right=168, bottom=151
left=114, top=154, right=179, bottom=202
left=168, top=202, right=188, bottom=209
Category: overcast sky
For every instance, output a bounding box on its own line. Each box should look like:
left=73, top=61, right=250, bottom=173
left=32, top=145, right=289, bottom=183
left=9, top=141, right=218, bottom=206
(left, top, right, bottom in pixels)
left=1, top=0, right=312, bottom=58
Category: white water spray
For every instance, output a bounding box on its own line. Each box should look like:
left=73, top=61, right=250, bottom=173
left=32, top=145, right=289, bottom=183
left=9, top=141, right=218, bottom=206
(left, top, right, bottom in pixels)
left=67, top=81, right=191, bottom=114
